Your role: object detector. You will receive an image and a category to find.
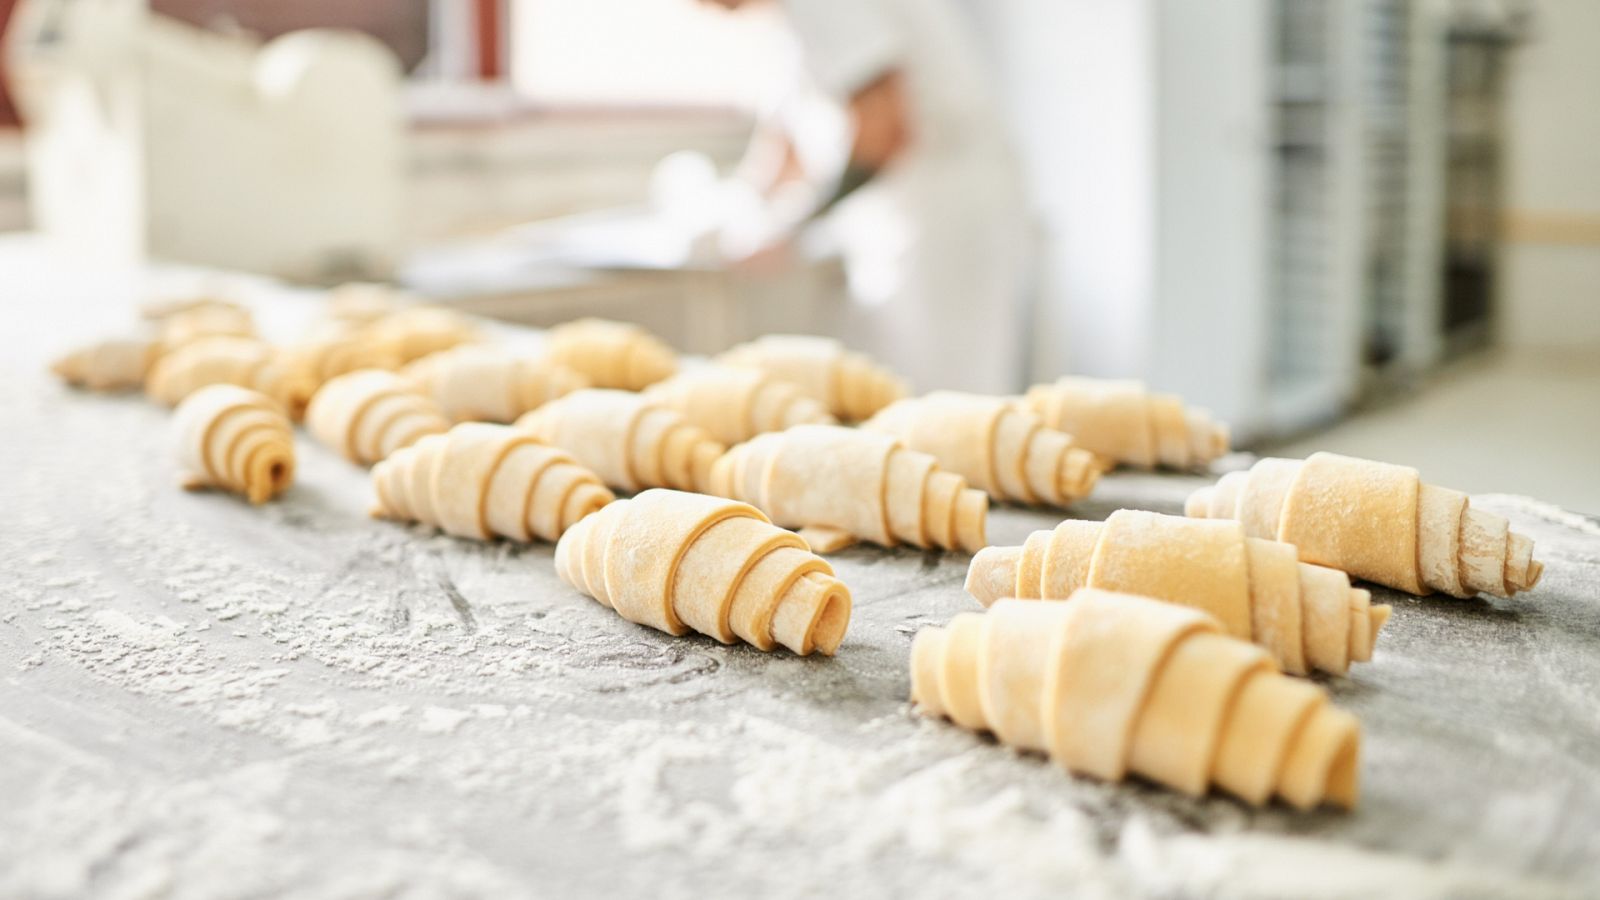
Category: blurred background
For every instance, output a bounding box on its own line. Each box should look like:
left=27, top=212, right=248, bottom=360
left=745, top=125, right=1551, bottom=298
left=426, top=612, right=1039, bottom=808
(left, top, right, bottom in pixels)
left=2, top=0, right=1595, bottom=507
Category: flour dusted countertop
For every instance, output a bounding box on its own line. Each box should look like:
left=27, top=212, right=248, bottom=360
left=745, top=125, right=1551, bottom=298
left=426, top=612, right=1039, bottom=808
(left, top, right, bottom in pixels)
left=2, top=237, right=1599, bottom=898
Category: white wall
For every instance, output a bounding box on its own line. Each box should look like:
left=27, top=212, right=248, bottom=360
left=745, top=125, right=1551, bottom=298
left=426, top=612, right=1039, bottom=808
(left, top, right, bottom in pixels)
left=1147, top=0, right=1270, bottom=434
left=974, top=0, right=1271, bottom=434
left=973, top=0, right=1157, bottom=381
left=1500, top=0, right=1600, bottom=348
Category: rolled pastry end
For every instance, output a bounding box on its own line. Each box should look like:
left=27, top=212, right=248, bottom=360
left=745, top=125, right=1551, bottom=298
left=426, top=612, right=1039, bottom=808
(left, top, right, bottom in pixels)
left=964, top=546, right=1021, bottom=608
left=241, top=435, right=296, bottom=505
left=769, top=571, right=852, bottom=656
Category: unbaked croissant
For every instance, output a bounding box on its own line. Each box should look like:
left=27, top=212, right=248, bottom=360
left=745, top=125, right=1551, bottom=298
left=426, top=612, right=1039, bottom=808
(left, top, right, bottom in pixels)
left=172, top=384, right=295, bottom=504
left=515, top=389, right=724, bottom=493
left=51, top=338, right=160, bottom=391
left=643, top=365, right=835, bottom=446
left=325, top=282, right=405, bottom=326
left=708, top=424, right=987, bottom=553
left=157, top=303, right=255, bottom=350
left=279, top=334, right=399, bottom=390
left=912, top=589, right=1360, bottom=810
left=965, top=509, right=1387, bottom=676
left=555, top=489, right=851, bottom=655
left=863, top=391, right=1100, bottom=507
left=544, top=318, right=678, bottom=390
left=717, top=334, right=908, bottom=421
left=372, top=423, right=612, bottom=542
left=401, top=345, right=589, bottom=423
left=306, top=369, right=450, bottom=465
left=145, top=336, right=316, bottom=419
left=361, top=306, right=482, bottom=365
left=1184, top=452, right=1543, bottom=598
left=1019, top=377, right=1229, bottom=470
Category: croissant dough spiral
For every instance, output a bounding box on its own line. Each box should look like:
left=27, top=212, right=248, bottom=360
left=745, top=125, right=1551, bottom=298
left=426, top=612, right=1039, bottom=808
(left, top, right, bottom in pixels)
left=912, top=590, right=1361, bottom=810
left=717, top=334, right=908, bottom=422
left=708, top=424, right=987, bottom=553
left=544, top=318, right=678, bottom=390
left=172, top=384, right=295, bottom=505
left=516, top=389, right=724, bottom=493
left=864, top=391, right=1100, bottom=507
left=402, top=345, right=589, bottom=423
left=1184, top=452, right=1543, bottom=598
left=146, top=336, right=316, bottom=419
left=1019, top=377, right=1229, bottom=470
left=965, top=509, right=1387, bottom=676
left=52, top=338, right=159, bottom=391
left=555, top=489, right=851, bottom=655
left=306, top=370, right=450, bottom=465
left=372, top=423, right=612, bottom=542
left=643, top=365, right=835, bottom=446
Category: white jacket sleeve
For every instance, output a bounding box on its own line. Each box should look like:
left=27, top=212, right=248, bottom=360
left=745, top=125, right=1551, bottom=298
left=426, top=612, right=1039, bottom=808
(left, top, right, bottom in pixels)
left=782, top=0, right=904, bottom=98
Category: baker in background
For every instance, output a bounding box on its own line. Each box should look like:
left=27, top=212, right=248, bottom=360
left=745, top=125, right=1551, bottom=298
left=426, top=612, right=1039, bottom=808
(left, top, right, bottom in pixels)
left=703, top=0, right=1030, bottom=395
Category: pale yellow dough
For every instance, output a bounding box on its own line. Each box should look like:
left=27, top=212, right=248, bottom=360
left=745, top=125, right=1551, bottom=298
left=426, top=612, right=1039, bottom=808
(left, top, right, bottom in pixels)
left=51, top=303, right=255, bottom=392
left=716, top=334, right=908, bottom=422
left=140, top=296, right=247, bottom=323
left=306, top=369, right=450, bottom=466
left=157, top=304, right=255, bottom=350
left=1184, top=452, right=1544, bottom=598
left=402, top=345, right=589, bottom=423
left=371, top=422, right=612, bottom=542
left=544, top=318, right=678, bottom=390
left=172, top=384, right=296, bottom=505
left=146, top=336, right=316, bottom=420
left=361, top=306, right=482, bottom=366
left=643, top=365, right=835, bottom=446
left=863, top=391, right=1100, bottom=507
left=708, top=424, right=987, bottom=554
left=51, top=338, right=159, bottom=391
left=324, top=282, right=406, bottom=326
left=911, top=589, right=1361, bottom=810
left=279, top=321, right=401, bottom=391
left=964, top=509, right=1388, bottom=676
left=516, top=389, right=724, bottom=493
left=555, top=489, right=851, bottom=655
left=1018, top=377, right=1229, bottom=470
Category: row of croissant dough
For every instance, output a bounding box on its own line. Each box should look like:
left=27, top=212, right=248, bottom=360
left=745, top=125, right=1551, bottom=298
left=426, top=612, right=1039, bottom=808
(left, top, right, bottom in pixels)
left=53, top=285, right=1546, bottom=813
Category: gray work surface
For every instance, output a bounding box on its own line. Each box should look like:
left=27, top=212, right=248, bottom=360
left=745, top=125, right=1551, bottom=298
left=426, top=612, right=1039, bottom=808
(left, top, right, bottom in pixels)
left=3, top=240, right=1599, bottom=899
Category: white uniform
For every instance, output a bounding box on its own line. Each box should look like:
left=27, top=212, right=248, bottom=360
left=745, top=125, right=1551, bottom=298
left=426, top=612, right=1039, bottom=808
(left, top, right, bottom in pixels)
left=780, top=0, right=1030, bottom=395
